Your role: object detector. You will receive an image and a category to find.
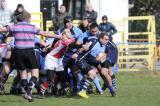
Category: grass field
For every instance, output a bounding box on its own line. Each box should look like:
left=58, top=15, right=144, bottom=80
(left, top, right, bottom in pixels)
left=0, top=71, right=160, bottom=106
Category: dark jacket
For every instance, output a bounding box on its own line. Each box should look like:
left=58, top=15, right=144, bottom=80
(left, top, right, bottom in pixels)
left=99, top=22, right=117, bottom=40
left=78, top=24, right=89, bottom=33
left=12, top=10, right=28, bottom=24
left=84, top=10, right=97, bottom=23
left=52, top=12, right=69, bottom=31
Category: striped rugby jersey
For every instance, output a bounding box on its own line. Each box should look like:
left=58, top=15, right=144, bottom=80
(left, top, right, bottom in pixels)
left=49, top=39, right=75, bottom=58
left=7, top=21, right=40, bottom=49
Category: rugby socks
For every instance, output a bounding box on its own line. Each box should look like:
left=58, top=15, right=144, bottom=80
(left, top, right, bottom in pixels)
left=0, top=73, right=9, bottom=93
left=27, top=76, right=38, bottom=95
left=78, top=78, right=92, bottom=99
left=93, top=76, right=103, bottom=93
left=77, top=71, right=83, bottom=81
left=108, top=85, right=116, bottom=97
left=20, top=79, right=28, bottom=93
left=58, top=71, right=67, bottom=95
left=11, top=75, right=21, bottom=88
left=10, top=75, right=21, bottom=94
left=79, top=78, right=92, bottom=91
left=40, top=82, right=49, bottom=96
left=77, top=72, right=83, bottom=90
left=59, top=71, right=67, bottom=89
left=25, top=76, right=38, bottom=101
left=46, top=70, right=54, bottom=86
left=111, top=74, right=117, bottom=91
left=108, top=85, right=114, bottom=93
left=0, top=72, right=9, bottom=84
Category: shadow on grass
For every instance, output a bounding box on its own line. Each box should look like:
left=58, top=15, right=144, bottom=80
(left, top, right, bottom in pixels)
left=34, top=94, right=81, bottom=99
left=0, top=99, right=23, bottom=103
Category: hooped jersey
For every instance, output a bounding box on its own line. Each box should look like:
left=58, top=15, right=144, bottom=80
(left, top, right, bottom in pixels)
left=48, top=39, right=75, bottom=58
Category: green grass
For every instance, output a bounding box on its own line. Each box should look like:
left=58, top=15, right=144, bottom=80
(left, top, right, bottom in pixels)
left=1, top=71, right=160, bottom=106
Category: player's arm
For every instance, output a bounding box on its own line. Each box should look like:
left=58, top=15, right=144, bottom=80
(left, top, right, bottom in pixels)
left=6, top=37, right=13, bottom=51
left=38, top=39, right=49, bottom=47
left=38, top=31, right=62, bottom=39
left=0, top=27, right=7, bottom=32
left=110, top=23, right=117, bottom=35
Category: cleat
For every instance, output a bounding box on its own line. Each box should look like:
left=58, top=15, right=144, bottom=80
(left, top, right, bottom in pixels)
left=23, top=93, right=28, bottom=99
left=0, top=85, right=5, bottom=95
left=10, top=87, right=17, bottom=95
left=58, top=88, right=67, bottom=96
left=27, top=95, right=34, bottom=102
left=21, top=87, right=27, bottom=94
left=51, top=86, right=57, bottom=96
left=87, top=88, right=94, bottom=94
left=35, top=92, right=44, bottom=99
left=99, top=91, right=103, bottom=95
left=71, top=86, right=78, bottom=96
left=23, top=93, right=34, bottom=102
left=0, top=89, right=5, bottom=95
left=78, top=90, right=89, bottom=99
left=111, top=91, right=116, bottom=97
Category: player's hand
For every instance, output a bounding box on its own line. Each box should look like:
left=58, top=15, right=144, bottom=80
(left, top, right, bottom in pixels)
left=72, top=53, right=78, bottom=59
left=96, top=52, right=106, bottom=63
left=57, top=34, right=63, bottom=39
left=41, top=47, right=48, bottom=52
left=82, top=43, right=90, bottom=51
left=100, top=55, right=107, bottom=63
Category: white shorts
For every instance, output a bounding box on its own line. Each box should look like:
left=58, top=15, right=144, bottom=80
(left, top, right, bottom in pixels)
left=44, top=54, right=64, bottom=71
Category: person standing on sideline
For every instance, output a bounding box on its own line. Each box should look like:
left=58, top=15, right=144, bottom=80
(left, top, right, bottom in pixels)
left=79, top=17, right=90, bottom=33
left=52, top=4, right=69, bottom=31
left=0, top=0, right=13, bottom=43
left=84, top=3, right=97, bottom=24
left=12, top=4, right=28, bottom=24
left=99, top=15, right=117, bottom=41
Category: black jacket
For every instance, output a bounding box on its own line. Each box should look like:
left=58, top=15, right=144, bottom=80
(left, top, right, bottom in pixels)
left=84, top=10, right=97, bottom=23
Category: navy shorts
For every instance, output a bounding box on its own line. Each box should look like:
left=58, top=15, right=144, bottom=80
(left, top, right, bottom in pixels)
left=75, top=58, right=93, bottom=75
left=101, top=60, right=115, bottom=68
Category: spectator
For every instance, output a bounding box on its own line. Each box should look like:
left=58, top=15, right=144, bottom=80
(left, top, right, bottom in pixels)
left=12, top=4, right=28, bottom=24
left=52, top=4, right=69, bottom=31
left=0, top=0, right=13, bottom=27
left=99, top=15, right=117, bottom=41
left=84, top=3, right=97, bottom=23
left=0, top=0, right=13, bottom=43
left=78, top=17, right=90, bottom=33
